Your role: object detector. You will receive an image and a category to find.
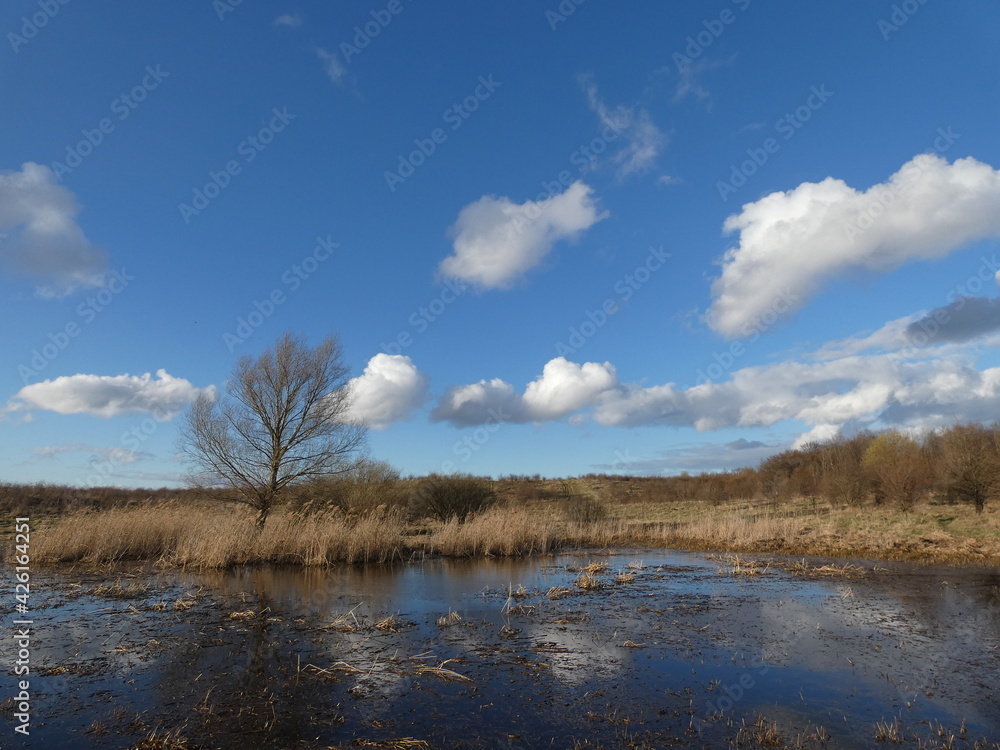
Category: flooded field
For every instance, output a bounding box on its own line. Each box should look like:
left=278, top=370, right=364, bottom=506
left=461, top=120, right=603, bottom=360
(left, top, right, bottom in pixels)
left=3, top=550, right=999, bottom=749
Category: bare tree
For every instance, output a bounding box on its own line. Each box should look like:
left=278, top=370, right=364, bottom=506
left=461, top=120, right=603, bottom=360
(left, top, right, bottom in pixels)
left=180, top=332, right=367, bottom=527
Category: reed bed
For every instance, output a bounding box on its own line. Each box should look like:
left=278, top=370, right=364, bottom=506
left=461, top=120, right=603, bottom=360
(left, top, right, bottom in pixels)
left=427, top=506, right=559, bottom=557
left=31, top=503, right=408, bottom=567
left=21, top=494, right=1000, bottom=568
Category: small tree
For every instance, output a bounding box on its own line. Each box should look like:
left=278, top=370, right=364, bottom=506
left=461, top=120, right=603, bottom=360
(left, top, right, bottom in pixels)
left=180, top=332, right=367, bottom=527
left=861, top=431, right=929, bottom=510
left=937, top=424, right=1000, bottom=514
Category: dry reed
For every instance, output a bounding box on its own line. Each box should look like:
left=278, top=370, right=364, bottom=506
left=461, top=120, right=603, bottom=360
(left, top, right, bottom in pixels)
left=22, top=491, right=1000, bottom=568
left=427, top=506, right=557, bottom=557
left=30, top=503, right=408, bottom=568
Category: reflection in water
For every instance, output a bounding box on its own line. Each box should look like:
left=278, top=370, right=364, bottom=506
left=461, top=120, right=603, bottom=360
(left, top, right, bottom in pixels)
left=8, top=551, right=1000, bottom=749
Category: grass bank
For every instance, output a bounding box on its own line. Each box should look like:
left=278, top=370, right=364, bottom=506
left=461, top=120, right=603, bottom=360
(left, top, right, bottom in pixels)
left=15, top=493, right=1000, bottom=568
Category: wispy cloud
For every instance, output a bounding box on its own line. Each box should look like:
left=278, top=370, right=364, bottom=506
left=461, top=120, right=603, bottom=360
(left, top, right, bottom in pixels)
left=317, top=47, right=346, bottom=85
left=30, top=442, right=152, bottom=466
left=581, top=78, right=667, bottom=180
left=273, top=13, right=302, bottom=28
left=672, top=55, right=735, bottom=110
left=591, top=438, right=782, bottom=475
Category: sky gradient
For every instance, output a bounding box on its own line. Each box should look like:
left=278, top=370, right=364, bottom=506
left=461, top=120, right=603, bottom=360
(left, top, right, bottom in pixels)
left=2, top=1, right=1000, bottom=487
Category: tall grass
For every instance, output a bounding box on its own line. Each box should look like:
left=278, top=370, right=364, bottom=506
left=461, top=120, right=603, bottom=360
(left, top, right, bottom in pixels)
left=31, top=503, right=408, bottom=567
left=22, top=494, right=1000, bottom=568
left=428, top=506, right=558, bottom=556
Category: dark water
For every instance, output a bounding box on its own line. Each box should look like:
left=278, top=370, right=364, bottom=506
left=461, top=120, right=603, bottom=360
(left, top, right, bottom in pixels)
left=3, top=550, right=999, bottom=749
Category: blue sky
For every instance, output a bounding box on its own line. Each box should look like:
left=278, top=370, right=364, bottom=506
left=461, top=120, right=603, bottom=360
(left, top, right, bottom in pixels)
left=2, top=0, right=1000, bottom=487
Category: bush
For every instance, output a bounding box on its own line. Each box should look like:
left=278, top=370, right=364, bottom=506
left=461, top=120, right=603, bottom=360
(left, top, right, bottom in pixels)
left=414, top=474, right=497, bottom=522
left=563, top=495, right=608, bottom=523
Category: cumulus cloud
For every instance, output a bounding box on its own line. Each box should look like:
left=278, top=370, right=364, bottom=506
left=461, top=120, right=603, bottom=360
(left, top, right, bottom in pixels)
left=428, top=339, right=1000, bottom=450
left=438, top=181, right=606, bottom=289
left=317, top=47, right=346, bottom=84
left=431, top=357, right=617, bottom=427
left=0, top=162, right=109, bottom=297
left=707, top=154, right=1000, bottom=338
left=592, top=354, right=1000, bottom=440
left=4, top=370, right=215, bottom=421
left=344, top=354, right=430, bottom=429
left=581, top=79, right=667, bottom=180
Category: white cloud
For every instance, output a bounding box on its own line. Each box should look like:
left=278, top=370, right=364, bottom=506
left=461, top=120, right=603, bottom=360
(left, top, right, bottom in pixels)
left=345, top=354, right=430, bottom=429
left=317, top=47, right=346, bottom=84
left=0, top=162, right=109, bottom=297
left=439, top=181, right=606, bottom=289
left=4, top=370, right=215, bottom=421
left=707, top=154, right=1000, bottom=338
left=592, top=353, right=1000, bottom=438
left=430, top=378, right=519, bottom=428
left=431, top=357, right=617, bottom=426
left=522, top=358, right=618, bottom=420
left=427, top=327, right=1000, bottom=448
left=274, top=13, right=302, bottom=28
left=581, top=79, right=667, bottom=180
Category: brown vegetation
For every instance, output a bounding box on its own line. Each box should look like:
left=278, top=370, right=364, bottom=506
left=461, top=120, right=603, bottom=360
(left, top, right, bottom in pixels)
left=5, top=424, right=1000, bottom=567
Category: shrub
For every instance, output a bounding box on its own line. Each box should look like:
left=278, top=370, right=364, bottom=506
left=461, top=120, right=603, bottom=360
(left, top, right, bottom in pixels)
left=414, top=474, right=497, bottom=522
left=563, top=495, right=608, bottom=523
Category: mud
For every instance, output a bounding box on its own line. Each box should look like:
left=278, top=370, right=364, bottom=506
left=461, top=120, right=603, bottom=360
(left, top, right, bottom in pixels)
left=3, top=550, right=999, bottom=749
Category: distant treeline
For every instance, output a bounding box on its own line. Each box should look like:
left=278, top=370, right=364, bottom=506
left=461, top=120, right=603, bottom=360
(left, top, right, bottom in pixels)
left=2, top=423, right=997, bottom=518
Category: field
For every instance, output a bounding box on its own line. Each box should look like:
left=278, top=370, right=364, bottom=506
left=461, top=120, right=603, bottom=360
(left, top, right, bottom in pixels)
left=5, top=476, right=1000, bottom=568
